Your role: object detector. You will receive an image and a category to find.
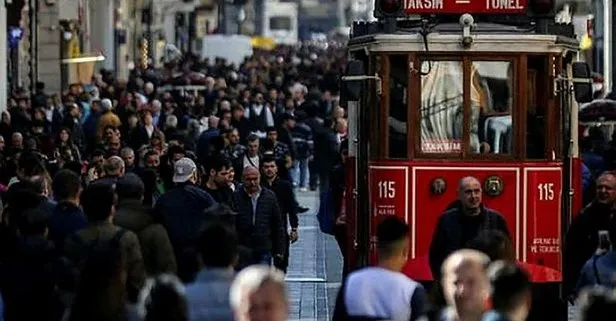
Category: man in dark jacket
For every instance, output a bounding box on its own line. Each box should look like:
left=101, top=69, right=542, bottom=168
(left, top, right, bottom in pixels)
left=563, top=171, right=616, bottom=297
left=154, top=157, right=216, bottom=245
left=232, top=166, right=285, bottom=268
left=291, top=111, right=313, bottom=191
left=153, top=157, right=216, bottom=281
left=429, top=176, right=510, bottom=280
left=203, top=155, right=234, bottom=208
left=313, top=118, right=340, bottom=192
left=63, top=183, right=145, bottom=303
left=1, top=204, right=66, bottom=321
left=48, top=170, right=86, bottom=250
left=261, top=156, right=299, bottom=272
left=304, top=102, right=324, bottom=191
left=234, top=134, right=261, bottom=179
left=114, top=174, right=177, bottom=276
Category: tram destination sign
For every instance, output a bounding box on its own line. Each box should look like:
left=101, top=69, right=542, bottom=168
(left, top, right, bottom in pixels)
left=404, top=0, right=528, bottom=15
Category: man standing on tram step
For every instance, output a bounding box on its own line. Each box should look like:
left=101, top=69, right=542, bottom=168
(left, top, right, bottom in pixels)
left=260, top=156, right=300, bottom=273
left=232, top=166, right=285, bottom=268
left=429, top=176, right=510, bottom=280
left=563, top=171, right=616, bottom=298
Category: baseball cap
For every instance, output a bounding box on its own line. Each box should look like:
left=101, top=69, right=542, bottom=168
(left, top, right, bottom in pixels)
left=101, top=98, right=113, bottom=111
left=173, top=157, right=197, bottom=183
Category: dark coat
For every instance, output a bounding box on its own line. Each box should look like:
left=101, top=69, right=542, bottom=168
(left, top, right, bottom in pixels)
left=563, top=201, right=615, bottom=295
left=232, top=187, right=285, bottom=257
left=47, top=201, right=87, bottom=251
left=262, top=177, right=299, bottom=229
left=0, top=235, right=66, bottom=321
left=153, top=183, right=216, bottom=248
left=114, top=199, right=177, bottom=275
left=63, top=222, right=146, bottom=303
left=429, top=205, right=510, bottom=279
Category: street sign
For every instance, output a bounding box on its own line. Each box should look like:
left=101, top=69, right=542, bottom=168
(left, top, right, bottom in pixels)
left=404, top=0, right=528, bottom=15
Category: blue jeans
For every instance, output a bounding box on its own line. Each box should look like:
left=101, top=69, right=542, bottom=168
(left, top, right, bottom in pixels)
left=291, top=158, right=310, bottom=188
left=257, top=253, right=272, bottom=265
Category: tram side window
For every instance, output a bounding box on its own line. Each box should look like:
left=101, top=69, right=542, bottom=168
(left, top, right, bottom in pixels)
left=527, top=56, right=547, bottom=159
left=420, top=61, right=463, bottom=154
left=471, top=61, right=514, bottom=155
left=388, top=55, right=409, bottom=158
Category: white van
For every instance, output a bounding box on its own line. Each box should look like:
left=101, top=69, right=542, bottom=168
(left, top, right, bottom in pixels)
left=262, top=1, right=299, bottom=45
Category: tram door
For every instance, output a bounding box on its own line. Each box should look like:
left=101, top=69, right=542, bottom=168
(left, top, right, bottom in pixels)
left=341, top=57, right=380, bottom=270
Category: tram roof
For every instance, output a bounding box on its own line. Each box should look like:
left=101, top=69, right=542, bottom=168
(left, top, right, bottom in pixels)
left=348, top=22, right=579, bottom=54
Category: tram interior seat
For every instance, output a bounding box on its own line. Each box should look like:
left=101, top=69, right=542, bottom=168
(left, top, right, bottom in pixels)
left=483, top=115, right=512, bottom=154
left=481, top=76, right=512, bottom=154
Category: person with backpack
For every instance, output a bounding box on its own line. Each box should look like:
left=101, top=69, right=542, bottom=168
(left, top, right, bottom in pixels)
left=62, top=183, right=146, bottom=304
left=114, top=173, right=177, bottom=276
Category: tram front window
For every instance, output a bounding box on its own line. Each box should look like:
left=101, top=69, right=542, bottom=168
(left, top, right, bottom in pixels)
left=420, top=61, right=464, bottom=154
left=389, top=55, right=409, bottom=158
left=471, top=61, right=514, bottom=154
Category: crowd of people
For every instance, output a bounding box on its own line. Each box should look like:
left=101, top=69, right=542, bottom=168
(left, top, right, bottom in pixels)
left=2, top=35, right=616, bottom=321
left=0, top=43, right=349, bottom=321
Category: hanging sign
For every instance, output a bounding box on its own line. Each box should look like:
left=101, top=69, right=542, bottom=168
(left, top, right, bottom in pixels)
left=404, top=0, right=528, bottom=15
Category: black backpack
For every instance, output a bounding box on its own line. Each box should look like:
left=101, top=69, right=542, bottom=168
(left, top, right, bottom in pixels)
left=61, top=228, right=127, bottom=292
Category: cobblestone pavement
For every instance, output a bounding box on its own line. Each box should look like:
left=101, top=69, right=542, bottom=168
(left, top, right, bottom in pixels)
left=286, top=190, right=342, bottom=321
left=569, top=304, right=578, bottom=321
left=287, top=190, right=578, bottom=321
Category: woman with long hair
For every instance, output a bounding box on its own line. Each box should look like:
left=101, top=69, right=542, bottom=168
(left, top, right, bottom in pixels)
left=54, top=127, right=82, bottom=163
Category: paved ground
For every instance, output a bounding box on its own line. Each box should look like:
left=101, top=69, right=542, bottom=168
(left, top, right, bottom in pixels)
left=286, top=190, right=579, bottom=321
left=286, top=190, right=342, bottom=321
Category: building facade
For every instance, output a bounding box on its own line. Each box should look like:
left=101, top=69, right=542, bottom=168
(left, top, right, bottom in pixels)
left=0, top=0, right=264, bottom=98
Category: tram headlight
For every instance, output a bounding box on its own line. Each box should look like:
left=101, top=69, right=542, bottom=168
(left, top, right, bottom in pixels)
left=380, top=0, right=400, bottom=13
left=484, top=176, right=504, bottom=197
left=528, top=0, right=555, bottom=17
left=430, top=178, right=447, bottom=196
left=374, top=0, right=403, bottom=18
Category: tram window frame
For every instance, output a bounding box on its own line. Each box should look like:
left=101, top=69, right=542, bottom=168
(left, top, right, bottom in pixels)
left=466, top=58, right=517, bottom=159
left=371, top=54, right=384, bottom=159
left=412, top=55, right=521, bottom=160
left=383, top=54, right=411, bottom=159
left=525, top=55, right=551, bottom=160
left=553, top=55, right=563, bottom=160
left=413, top=57, right=465, bottom=159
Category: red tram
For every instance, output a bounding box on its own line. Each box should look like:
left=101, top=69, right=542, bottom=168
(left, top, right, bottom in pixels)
left=339, top=0, right=594, bottom=289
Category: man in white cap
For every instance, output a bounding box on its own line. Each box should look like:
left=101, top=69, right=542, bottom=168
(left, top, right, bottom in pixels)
left=153, top=157, right=217, bottom=282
